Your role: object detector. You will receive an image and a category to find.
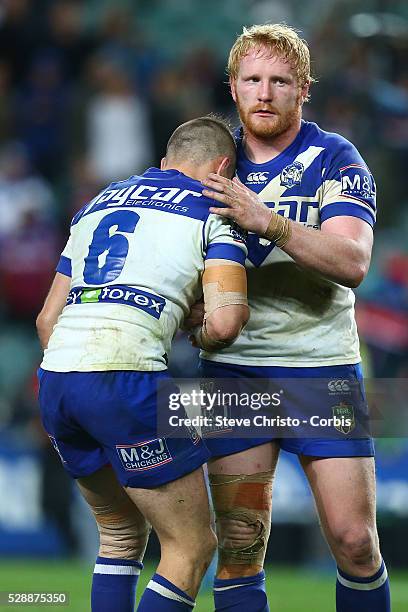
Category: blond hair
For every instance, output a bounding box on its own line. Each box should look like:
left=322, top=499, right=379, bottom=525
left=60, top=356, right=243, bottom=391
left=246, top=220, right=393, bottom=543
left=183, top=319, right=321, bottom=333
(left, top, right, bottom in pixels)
left=228, top=23, right=314, bottom=89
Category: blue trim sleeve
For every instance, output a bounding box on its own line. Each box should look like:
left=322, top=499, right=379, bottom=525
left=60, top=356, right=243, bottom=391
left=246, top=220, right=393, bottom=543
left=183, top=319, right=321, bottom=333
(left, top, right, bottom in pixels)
left=320, top=202, right=375, bottom=227
left=205, top=243, right=246, bottom=264
left=56, top=255, right=72, bottom=277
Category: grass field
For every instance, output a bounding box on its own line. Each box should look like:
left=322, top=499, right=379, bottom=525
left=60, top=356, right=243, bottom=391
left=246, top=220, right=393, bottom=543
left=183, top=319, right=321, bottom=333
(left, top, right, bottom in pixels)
left=0, top=560, right=407, bottom=611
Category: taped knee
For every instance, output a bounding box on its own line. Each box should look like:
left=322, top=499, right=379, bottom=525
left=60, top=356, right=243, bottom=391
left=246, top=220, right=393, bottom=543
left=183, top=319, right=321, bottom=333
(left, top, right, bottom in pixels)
left=92, top=496, right=151, bottom=560
left=210, top=472, right=273, bottom=568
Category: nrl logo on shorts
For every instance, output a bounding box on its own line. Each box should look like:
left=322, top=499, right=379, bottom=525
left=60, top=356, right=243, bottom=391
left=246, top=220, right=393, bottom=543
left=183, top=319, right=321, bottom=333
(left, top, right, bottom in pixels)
left=280, top=161, right=304, bottom=188
left=332, top=403, right=355, bottom=435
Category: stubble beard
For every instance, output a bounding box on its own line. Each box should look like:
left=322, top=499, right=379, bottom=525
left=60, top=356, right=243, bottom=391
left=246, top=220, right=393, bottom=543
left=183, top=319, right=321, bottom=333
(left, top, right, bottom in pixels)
left=236, top=95, right=302, bottom=141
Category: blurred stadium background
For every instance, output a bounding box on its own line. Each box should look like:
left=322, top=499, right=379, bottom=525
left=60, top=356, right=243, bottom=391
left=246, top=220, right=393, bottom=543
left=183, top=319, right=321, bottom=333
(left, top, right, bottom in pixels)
left=0, top=0, right=407, bottom=610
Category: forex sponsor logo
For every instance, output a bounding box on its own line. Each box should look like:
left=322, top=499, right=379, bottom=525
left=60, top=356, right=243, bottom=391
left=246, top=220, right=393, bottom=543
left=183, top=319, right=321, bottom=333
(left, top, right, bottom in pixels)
left=116, top=438, right=173, bottom=471
left=67, top=285, right=166, bottom=319
left=246, top=172, right=269, bottom=184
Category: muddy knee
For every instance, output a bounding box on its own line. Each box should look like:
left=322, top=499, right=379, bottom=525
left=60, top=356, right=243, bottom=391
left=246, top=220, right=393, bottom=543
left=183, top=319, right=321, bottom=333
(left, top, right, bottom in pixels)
left=333, top=526, right=380, bottom=571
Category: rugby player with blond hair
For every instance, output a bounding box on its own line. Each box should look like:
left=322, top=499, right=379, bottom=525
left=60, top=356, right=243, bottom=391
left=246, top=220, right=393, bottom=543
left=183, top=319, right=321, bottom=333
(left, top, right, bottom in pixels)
left=197, top=24, right=389, bottom=612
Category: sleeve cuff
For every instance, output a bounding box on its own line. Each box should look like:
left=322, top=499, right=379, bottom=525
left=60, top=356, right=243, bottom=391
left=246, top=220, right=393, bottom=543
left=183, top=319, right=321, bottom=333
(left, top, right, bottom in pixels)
left=56, top=255, right=72, bottom=277
left=320, top=202, right=375, bottom=227
left=205, top=242, right=246, bottom=265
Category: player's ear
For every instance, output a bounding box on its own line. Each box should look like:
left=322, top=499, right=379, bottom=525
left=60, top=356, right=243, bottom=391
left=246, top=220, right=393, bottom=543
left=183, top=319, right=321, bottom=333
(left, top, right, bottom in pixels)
left=215, top=156, right=232, bottom=178
left=230, top=78, right=237, bottom=102
left=160, top=157, right=167, bottom=170
left=300, top=80, right=310, bottom=105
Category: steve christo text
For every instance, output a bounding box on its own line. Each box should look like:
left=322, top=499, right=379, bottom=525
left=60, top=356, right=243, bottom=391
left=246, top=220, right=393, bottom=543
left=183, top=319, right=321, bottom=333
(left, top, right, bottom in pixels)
left=168, top=414, right=353, bottom=430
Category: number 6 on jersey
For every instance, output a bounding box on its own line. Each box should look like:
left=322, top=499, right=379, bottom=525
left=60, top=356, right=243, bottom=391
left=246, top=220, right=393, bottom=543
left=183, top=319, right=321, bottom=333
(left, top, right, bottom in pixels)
left=83, top=210, right=140, bottom=284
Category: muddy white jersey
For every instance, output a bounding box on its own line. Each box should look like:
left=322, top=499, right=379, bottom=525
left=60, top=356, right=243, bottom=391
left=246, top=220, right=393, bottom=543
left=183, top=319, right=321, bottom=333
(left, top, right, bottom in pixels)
left=201, top=121, right=376, bottom=367
left=42, top=168, right=247, bottom=372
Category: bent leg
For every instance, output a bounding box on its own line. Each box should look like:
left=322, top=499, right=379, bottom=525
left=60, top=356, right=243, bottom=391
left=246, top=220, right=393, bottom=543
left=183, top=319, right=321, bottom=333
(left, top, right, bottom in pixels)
left=126, top=466, right=216, bottom=610
left=208, top=441, right=279, bottom=611
left=77, top=467, right=150, bottom=612
left=301, top=456, right=390, bottom=611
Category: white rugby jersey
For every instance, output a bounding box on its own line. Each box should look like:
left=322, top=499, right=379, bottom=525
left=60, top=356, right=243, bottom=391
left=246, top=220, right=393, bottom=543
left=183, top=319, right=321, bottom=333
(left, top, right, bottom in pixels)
left=202, top=121, right=376, bottom=367
left=41, top=168, right=247, bottom=372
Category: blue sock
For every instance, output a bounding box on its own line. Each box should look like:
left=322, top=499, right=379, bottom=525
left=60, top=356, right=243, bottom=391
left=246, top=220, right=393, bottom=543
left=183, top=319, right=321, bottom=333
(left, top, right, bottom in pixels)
left=137, top=573, right=195, bottom=611
left=91, top=556, right=142, bottom=612
left=336, top=559, right=391, bottom=612
left=213, top=570, right=269, bottom=611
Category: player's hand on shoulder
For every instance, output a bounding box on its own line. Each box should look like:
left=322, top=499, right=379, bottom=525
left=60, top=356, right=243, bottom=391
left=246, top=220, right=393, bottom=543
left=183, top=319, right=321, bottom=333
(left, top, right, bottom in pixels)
left=202, top=174, right=271, bottom=236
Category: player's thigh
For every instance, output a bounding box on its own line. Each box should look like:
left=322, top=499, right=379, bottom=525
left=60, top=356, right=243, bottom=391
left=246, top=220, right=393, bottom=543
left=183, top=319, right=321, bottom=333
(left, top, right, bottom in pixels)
left=208, top=440, right=280, bottom=475
left=301, top=456, right=377, bottom=544
left=125, top=466, right=212, bottom=545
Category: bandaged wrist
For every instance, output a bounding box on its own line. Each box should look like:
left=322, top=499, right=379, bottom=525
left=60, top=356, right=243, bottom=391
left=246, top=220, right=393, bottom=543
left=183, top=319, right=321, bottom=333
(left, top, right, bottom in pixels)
left=263, top=211, right=292, bottom=248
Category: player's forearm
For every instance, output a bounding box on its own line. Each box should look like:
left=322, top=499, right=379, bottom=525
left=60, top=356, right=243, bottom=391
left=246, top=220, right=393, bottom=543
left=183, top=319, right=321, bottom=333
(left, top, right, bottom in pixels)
left=193, top=305, right=249, bottom=351
left=206, top=304, right=249, bottom=343
left=36, top=273, right=71, bottom=349
left=36, top=312, right=55, bottom=350
left=281, top=221, right=369, bottom=288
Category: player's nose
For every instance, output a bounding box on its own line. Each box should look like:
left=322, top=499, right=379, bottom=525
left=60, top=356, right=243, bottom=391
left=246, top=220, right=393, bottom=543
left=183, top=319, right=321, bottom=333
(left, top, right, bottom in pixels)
left=257, top=81, right=273, bottom=102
